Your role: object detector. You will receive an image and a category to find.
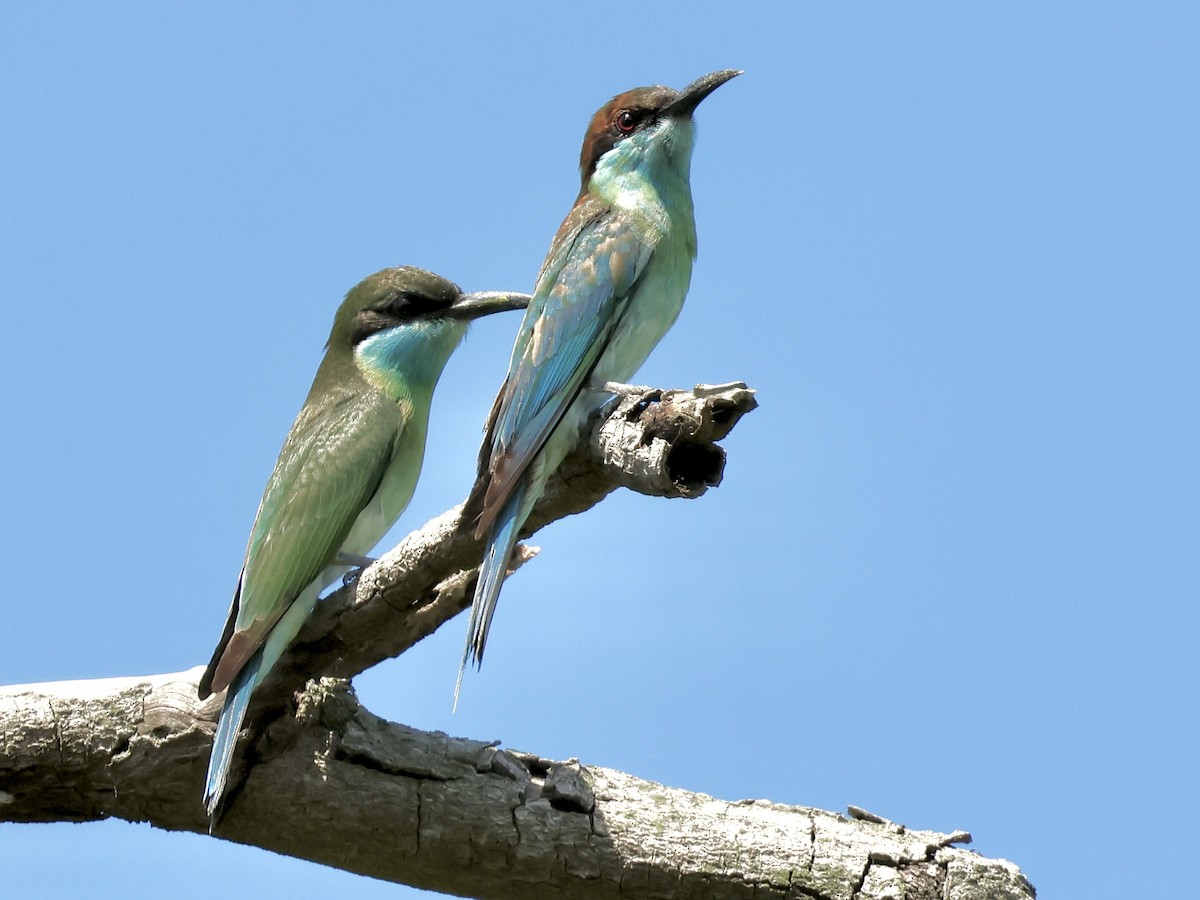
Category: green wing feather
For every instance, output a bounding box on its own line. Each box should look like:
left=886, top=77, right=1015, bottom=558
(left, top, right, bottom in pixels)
left=201, top=387, right=402, bottom=696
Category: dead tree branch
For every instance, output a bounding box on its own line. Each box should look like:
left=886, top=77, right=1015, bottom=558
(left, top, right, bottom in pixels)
left=0, top=381, right=1035, bottom=898
left=0, top=674, right=1033, bottom=900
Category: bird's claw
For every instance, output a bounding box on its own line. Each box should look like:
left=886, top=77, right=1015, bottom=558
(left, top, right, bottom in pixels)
left=336, top=551, right=377, bottom=587
left=589, top=379, right=654, bottom=396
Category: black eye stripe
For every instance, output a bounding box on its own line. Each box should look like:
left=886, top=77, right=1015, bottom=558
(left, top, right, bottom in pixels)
left=351, top=292, right=454, bottom=345
left=378, top=291, right=451, bottom=320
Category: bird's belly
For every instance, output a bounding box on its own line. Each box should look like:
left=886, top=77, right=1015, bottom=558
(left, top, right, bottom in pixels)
left=594, top=243, right=692, bottom=383
left=520, top=246, right=693, bottom=517
left=340, top=428, right=426, bottom=557
left=265, top=469, right=412, bottom=663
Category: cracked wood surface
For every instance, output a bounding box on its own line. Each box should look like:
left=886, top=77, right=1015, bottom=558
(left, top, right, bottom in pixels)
left=0, top=675, right=1034, bottom=900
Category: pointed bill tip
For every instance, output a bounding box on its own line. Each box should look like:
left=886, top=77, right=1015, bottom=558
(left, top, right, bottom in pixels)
left=666, top=68, right=743, bottom=118
left=701, top=68, right=745, bottom=85
left=449, top=291, right=532, bottom=321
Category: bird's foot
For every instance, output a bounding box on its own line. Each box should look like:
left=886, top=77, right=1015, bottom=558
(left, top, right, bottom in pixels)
left=588, top=379, right=665, bottom=417
left=589, top=379, right=654, bottom=397
left=337, top=552, right=377, bottom=586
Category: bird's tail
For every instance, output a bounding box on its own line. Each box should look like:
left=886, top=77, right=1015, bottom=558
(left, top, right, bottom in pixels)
left=454, top=485, right=526, bottom=710
left=204, top=647, right=262, bottom=829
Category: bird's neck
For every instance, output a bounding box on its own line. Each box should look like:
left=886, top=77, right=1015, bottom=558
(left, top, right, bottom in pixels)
left=586, top=118, right=698, bottom=240
left=351, top=322, right=466, bottom=410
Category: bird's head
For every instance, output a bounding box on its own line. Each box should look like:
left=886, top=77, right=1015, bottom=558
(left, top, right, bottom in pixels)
left=576, top=69, right=741, bottom=198
left=327, top=266, right=529, bottom=397
left=329, top=267, right=526, bottom=348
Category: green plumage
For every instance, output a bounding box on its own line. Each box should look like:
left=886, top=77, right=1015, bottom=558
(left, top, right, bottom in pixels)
left=199, top=266, right=528, bottom=821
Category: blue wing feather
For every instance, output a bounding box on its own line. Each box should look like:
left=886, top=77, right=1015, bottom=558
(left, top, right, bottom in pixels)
left=459, top=203, right=654, bottom=691
left=475, top=204, right=651, bottom=530
left=204, top=648, right=261, bottom=826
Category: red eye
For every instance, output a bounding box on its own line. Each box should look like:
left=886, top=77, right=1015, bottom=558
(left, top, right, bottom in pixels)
left=615, top=110, right=637, bottom=134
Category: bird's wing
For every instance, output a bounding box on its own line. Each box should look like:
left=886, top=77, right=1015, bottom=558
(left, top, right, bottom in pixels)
left=200, top=388, right=401, bottom=697
left=473, top=199, right=652, bottom=532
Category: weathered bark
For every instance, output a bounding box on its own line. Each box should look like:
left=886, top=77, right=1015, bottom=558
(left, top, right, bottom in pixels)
left=0, top=674, right=1034, bottom=900
left=0, top=382, right=1036, bottom=898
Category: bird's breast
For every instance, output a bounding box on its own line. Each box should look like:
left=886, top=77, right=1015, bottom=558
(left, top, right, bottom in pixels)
left=594, top=232, right=695, bottom=383
left=339, top=412, right=429, bottom=557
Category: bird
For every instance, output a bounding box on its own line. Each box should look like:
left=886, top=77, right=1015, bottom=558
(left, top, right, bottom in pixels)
left=456, top=69, right=741, bottom=705
left=198, top=266, right=529, bottom=823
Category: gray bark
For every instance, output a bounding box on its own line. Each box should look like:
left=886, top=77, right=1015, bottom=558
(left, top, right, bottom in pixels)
left=0, top=383, right=1036, bottom=899
left=0, top=674, right=1033, bottom=900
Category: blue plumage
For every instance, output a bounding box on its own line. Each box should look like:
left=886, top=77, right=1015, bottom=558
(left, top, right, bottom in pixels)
left=458, top=71, right=741, bottom=700
left=204, top=648, right=260, bottom=825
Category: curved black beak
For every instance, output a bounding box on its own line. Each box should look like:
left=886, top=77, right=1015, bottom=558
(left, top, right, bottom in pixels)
left=663, top=69, right=743, bottom=119
left=447, top=290, right=532, bottom=321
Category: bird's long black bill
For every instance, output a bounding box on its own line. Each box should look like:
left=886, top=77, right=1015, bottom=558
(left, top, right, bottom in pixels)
left=664, top=68, right=743, bottom=118
left=448, top=291, right=533, bottom=320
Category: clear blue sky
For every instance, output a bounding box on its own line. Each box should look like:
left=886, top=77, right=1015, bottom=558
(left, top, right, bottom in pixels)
left=2, top=4, right=1196, bottom=898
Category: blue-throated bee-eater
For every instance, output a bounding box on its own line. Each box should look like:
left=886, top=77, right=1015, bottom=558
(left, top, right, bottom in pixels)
left=198, top=266, right=529, bottom=821
left=456, top=70, right=742, bottom=704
